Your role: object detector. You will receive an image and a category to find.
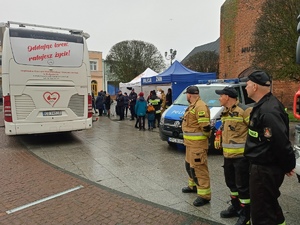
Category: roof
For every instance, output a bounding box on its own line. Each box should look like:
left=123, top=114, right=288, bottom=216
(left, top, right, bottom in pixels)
left=181, top=38, right=220, bottom=63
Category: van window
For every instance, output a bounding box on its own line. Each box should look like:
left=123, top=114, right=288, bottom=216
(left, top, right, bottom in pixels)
left=173, top=86, right=221, bottom=107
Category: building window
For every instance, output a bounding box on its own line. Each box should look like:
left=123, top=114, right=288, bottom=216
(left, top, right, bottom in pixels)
left=0, top=55, right=2, bottom=66
left=90, top=60, right=98, bottom=71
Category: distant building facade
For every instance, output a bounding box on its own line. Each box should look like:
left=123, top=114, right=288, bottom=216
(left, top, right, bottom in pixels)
left=219, top=0, right=298, bottom=108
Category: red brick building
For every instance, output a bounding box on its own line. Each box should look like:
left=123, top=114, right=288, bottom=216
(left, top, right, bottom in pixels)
left=219, top=0, right=299, bottom=108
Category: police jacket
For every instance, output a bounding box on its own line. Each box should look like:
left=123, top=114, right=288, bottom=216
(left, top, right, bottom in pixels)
left=244, top=92, right=295, bottom=173
left=221, top=101, right=252, bottom=158
left=148, top=95, right=162, bottom=114
left=182, top=97, right=210, bottom=147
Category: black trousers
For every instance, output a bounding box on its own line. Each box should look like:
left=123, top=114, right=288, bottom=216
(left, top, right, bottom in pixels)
left=223, top=157, right=250, bottom=200
left=130, top=104, right=135, bottom=119
left=250, top=164, right=285, bottom=225
left=117, top=106, right=124, bottom=120
left=138, top=116, right=145, bottom=129
left=154, top=113, right=161, bottom=127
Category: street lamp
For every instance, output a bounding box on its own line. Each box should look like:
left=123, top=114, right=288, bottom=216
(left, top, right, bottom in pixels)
left=165, top=49, right=177, bottom=65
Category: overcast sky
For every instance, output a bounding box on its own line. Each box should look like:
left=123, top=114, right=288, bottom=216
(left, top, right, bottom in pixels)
left=2, top=0, right=226, bottom=63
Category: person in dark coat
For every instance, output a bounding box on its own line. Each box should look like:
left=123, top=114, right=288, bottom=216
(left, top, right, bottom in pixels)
left=243, top=70, right=295, bottom=225
left=116, top=90, right=125, bottom=120
left=104, top=92, right=111, bottom=117
left=166, top=88, right=172, bottom=108
left=129, top=88, right=137, bottom=120
left=95, top=91, right=105, bottom=116
left=123, top=92, right=130, bottom=118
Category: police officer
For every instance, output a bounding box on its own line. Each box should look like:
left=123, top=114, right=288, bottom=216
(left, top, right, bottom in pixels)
left=243, top=70, right=295, bottom=225
left=214, top=86, right=251, bottom=225
left=181, top=85, right=211, bottom=207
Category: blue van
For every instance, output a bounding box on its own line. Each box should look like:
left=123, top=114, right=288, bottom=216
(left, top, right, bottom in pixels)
left=159, top=79, right=254, bottom=153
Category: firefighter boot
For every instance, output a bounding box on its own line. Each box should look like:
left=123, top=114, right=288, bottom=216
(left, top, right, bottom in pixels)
left=220, top=196, right=240, bottom=218
left=235, top=204, right=250, bottom=225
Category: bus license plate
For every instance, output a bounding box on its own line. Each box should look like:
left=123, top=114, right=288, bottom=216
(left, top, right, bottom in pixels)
left=43, top=111, right=62, bottom=116
left=168, top=137, right=183, bottom=144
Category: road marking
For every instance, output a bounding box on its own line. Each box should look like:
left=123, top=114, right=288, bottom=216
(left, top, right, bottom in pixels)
left=6, top=185, right=84, bottom=214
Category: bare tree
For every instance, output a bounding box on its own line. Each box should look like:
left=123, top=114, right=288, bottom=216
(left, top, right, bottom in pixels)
left=105, top=40, right=166, bottom=82
left=182, top=51, right=219, bottom=74
left=251, top=0, right=300, bottom=81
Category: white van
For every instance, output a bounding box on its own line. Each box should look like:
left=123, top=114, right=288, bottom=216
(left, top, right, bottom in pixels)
left=159, top=79, right=254, bottom=153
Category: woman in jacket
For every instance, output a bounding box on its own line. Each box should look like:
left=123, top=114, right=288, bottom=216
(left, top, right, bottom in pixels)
left=135, top=92, right=147, bottom=130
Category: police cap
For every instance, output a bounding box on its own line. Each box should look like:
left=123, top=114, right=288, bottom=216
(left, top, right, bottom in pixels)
left=215, top=86, right=238, bottom=98
left=184, top=86, right=199, bottom=94
left=241, top=70, right=271, bottom=86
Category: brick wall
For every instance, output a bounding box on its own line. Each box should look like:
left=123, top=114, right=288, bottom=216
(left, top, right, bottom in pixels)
left=219, top=0, right=299, bottom=109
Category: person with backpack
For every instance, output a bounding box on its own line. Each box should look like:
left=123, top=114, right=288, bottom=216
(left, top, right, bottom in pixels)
left=147, top=103, right=155, bottom=131
left=135, top=92, right=147, bottom=131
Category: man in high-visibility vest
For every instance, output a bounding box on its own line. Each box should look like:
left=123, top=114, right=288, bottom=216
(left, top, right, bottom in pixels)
left=181, top=85, right=211, bottom=207
left=214, top=86, right=252, bottom=225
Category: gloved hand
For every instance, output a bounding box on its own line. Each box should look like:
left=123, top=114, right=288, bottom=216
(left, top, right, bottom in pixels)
left=214, top=130, right=222, bottom=149
left=203, top=125, right=211, bottom=137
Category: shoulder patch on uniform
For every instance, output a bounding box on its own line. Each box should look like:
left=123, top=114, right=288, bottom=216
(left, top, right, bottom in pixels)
left=198, top=111, right=205, bottom=116
left=263, top=127, right=272, bottom=138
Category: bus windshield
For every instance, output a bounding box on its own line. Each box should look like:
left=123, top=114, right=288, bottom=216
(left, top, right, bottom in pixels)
left=10, top=28, right=84, bottom=67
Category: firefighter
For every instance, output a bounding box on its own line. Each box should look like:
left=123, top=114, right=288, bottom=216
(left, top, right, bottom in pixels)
left=243, top=70, right=295, bottom=225
left=181, top=85, right=211, bottom=207
left=148, top=90, right=162, bottom=128
left=214, top=86, right=252, bottom=225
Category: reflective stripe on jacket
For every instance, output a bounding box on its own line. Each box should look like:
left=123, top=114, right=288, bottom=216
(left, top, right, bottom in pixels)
left=182, top=97, right=210, bottom=147
left=221, top=102, right=252, bottom=158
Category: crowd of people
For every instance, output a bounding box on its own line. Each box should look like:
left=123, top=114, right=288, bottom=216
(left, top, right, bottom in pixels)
left=114, top=88, right=172, bottom=131
left=92, top=90, right=112, bottom=117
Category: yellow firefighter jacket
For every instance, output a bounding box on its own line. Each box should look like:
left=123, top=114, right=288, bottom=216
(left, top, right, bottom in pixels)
left=182, top=97, right=210, bottom=147
left=221, top=101, right=252, bottom=158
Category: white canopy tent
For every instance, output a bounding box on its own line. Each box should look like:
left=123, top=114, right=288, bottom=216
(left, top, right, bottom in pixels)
left=119, top=68, right=158, bottom=93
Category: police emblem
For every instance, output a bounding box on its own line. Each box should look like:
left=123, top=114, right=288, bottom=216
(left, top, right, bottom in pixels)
left=263, top=127, right=272, bottom=138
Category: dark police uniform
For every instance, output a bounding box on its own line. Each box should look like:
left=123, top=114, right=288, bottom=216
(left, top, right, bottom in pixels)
left=244, top=92, right=295, bottom=225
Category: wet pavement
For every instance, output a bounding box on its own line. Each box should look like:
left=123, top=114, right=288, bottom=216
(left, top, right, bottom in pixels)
left=0, top=109, right=300, bottom=224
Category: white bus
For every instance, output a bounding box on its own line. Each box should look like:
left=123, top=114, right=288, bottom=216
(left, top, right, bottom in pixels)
left=0, top=21, right=93, bottom=135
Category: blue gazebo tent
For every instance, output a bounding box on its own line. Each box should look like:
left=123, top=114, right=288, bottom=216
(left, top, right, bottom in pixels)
left=141, top=60, right=216, bottom=101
